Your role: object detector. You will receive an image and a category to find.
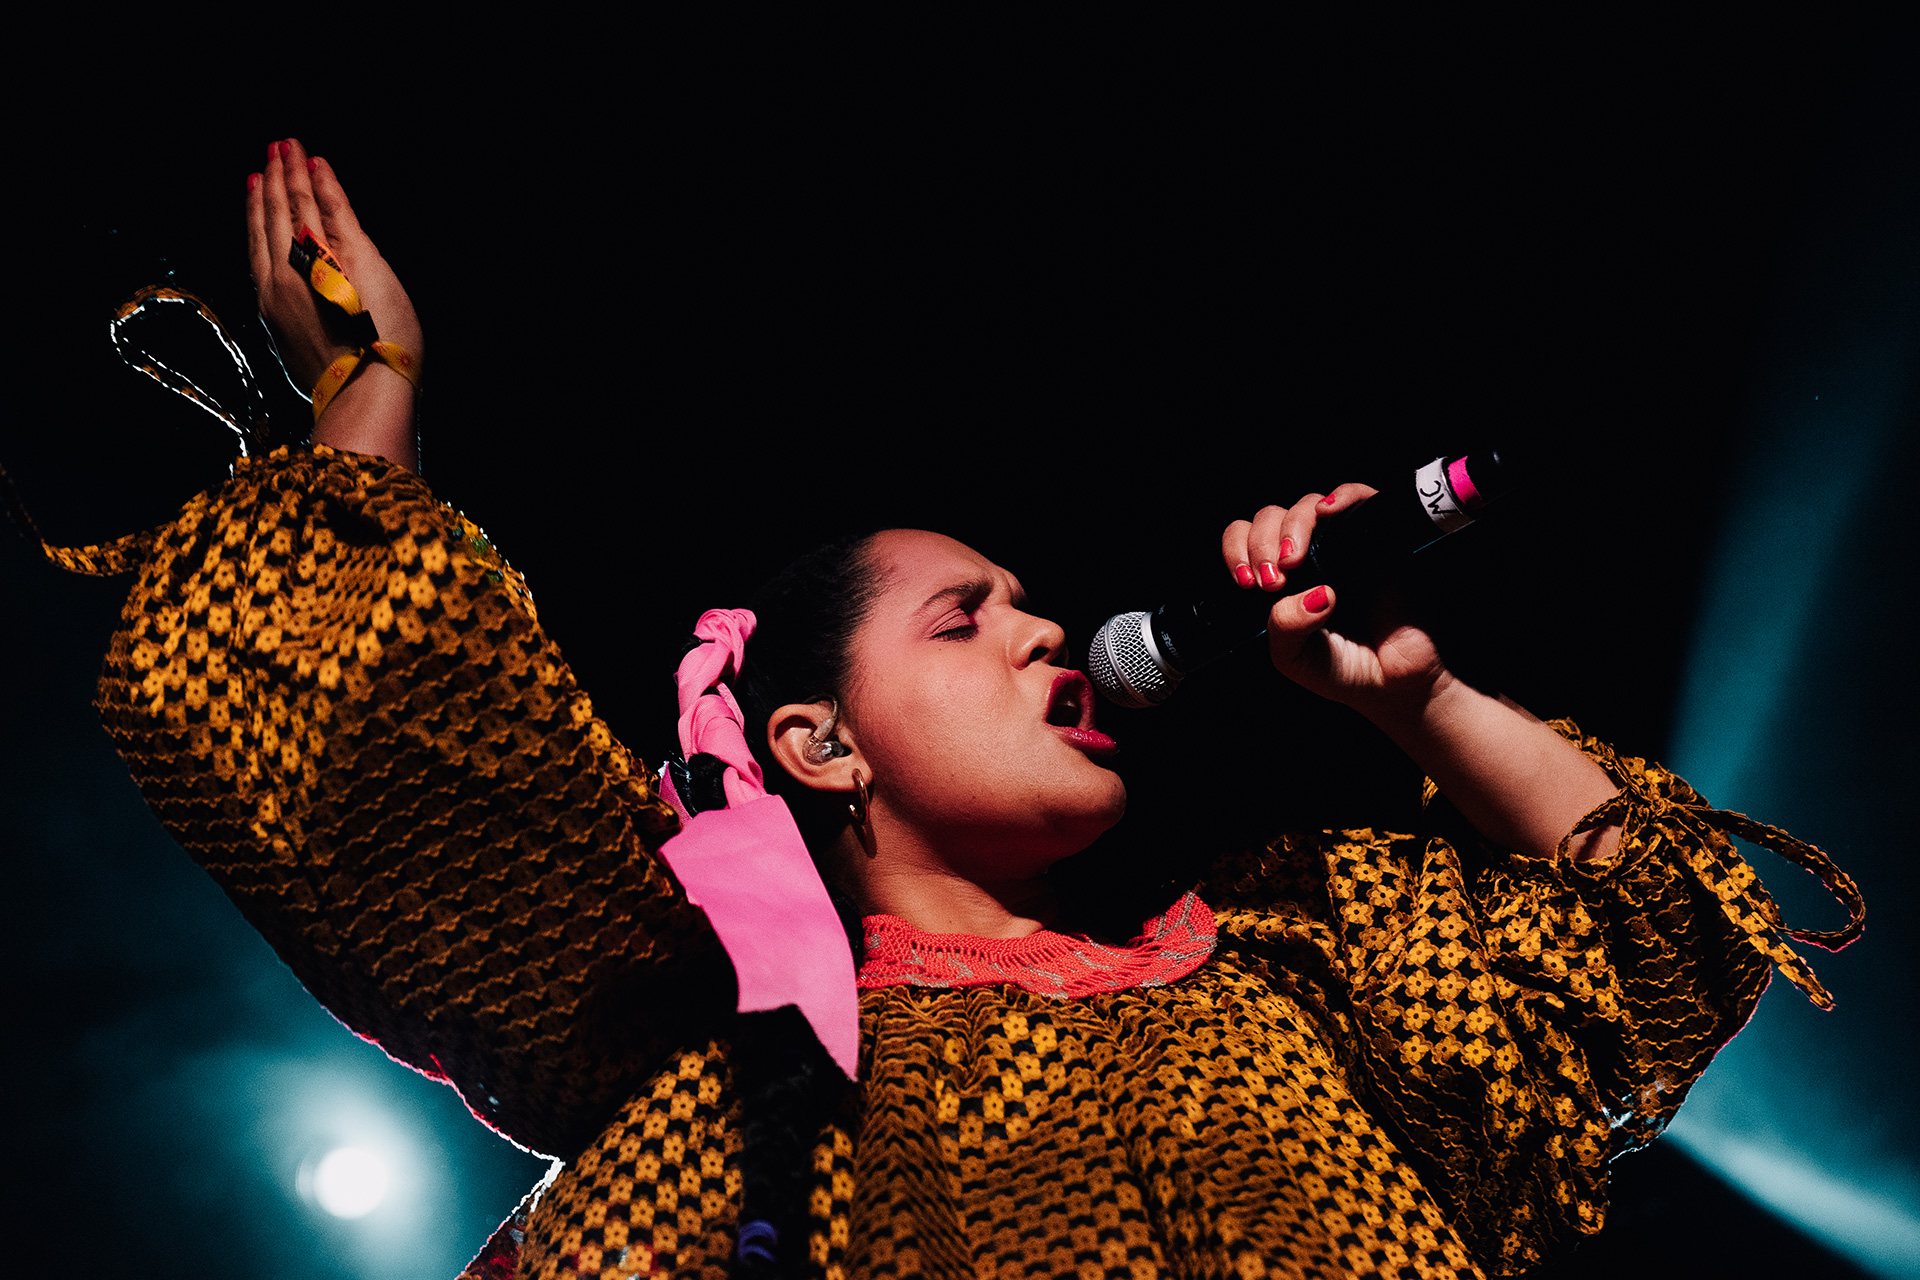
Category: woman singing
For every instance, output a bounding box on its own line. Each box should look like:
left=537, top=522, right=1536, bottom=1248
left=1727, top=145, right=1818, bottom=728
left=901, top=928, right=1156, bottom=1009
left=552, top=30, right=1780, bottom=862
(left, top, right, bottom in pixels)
left=82, top=138, right=1859, bottom=1279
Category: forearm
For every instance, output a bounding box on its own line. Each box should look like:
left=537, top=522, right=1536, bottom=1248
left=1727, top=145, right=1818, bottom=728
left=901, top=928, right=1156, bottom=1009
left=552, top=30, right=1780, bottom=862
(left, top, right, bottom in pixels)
left=1363, top=673, right=1622, bottom=861
left=311, top=362, right=419, bottom=473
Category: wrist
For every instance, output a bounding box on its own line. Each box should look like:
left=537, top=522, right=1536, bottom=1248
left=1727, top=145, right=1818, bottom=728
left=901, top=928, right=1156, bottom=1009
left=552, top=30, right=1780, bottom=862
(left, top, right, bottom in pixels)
left=1351, top=663, right=1464, bottom=742
left=1364, top=675, right=1623, bottom=861
left=312, top=361, right=420, bottom=472
left=314, top=356, right=416, bottom=420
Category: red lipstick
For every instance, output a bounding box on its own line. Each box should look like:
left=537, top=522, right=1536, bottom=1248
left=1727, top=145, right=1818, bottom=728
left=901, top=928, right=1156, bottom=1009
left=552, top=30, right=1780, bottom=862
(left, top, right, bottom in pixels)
left=1046, top=671, right=1118, bottom=758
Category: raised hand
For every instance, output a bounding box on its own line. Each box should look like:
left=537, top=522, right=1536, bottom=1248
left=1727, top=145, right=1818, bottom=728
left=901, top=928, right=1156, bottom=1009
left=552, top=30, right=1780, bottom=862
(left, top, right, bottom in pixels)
left=245, top=137, right=421, bottom=470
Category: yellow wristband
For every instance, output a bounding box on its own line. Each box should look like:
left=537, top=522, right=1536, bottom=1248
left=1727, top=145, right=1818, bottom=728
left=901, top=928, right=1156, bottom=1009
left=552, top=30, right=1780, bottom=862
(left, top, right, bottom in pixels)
left=309, top=344, right=421, bottom=422
left=291, top=225, right=365, bottom=316
left=310, top=351, right=364, bottom=421
left=293, top=226, right=422, bottom=421
left=369, top=339, right=421, bottom=388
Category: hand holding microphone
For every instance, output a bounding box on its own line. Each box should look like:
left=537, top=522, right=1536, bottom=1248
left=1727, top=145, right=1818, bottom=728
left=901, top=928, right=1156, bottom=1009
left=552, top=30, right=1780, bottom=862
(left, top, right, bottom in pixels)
left=1221, top=485, right=1449, bottom=718
left=1087, top=449, right=1513, bottom=709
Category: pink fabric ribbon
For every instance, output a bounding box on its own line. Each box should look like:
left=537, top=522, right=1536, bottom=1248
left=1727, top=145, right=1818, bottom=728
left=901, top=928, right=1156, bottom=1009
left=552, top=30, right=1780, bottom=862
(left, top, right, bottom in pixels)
left=657, top=608, right=861, bottom=1080
left=670, top=609, right=767, bottom=811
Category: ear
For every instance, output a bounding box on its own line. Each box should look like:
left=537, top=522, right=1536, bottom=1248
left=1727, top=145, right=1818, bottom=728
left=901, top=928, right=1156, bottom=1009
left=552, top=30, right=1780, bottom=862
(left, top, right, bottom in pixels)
left=766, top=700, right=866, bottom=794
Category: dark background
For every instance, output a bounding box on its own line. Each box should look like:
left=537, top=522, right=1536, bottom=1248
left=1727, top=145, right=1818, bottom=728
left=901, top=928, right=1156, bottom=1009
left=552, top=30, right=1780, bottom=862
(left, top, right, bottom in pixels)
left=4, top=16, right=1913, bottom=1278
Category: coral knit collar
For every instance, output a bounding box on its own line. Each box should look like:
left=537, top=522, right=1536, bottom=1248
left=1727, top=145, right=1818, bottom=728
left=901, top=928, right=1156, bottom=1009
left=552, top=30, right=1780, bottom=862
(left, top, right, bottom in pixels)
left=856, top=891, right=1217, bottom=998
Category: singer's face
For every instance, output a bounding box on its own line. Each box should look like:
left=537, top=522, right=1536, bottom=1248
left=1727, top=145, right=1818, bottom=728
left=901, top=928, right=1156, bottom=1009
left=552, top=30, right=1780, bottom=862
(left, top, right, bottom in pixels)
left=841, top=530, right=1126, bottom=879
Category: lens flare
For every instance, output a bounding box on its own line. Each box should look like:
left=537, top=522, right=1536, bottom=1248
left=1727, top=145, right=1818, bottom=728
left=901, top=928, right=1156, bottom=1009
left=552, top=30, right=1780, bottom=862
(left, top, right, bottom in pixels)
left=312, top=1146, right=391, bottom=1219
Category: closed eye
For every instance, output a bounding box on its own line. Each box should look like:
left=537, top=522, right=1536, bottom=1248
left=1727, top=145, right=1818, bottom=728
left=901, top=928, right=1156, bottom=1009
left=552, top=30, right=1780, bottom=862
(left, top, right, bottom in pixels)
left=933, top=620, right=978, bottom=641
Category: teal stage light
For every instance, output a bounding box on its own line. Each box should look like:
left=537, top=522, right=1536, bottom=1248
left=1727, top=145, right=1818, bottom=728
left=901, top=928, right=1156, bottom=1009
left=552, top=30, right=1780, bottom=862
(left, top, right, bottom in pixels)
left=1665, top=67, right=1918, bottom=1280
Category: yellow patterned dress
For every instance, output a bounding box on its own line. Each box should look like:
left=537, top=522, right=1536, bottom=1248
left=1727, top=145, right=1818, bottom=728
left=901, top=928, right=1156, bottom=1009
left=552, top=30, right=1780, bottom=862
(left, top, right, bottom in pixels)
left=84, top=444, right=1859, bottom=1280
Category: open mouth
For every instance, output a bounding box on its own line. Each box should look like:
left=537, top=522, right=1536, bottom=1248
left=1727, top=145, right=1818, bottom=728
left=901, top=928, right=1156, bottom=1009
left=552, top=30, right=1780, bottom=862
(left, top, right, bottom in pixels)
left=1046, top=671, right=1117, bottom=757
left=1047, top=671, right=1093, bottom=728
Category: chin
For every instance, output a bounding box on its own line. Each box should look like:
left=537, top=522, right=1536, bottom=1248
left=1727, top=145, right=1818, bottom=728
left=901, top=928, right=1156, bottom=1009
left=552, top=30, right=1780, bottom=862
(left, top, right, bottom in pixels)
left=1053, top=774, right=1128, bottom=855
left=1095, top=773, right=1128, bottom=828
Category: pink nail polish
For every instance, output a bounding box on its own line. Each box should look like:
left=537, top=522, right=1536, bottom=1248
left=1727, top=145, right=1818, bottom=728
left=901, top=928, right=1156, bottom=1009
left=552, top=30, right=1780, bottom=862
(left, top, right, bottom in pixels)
left=307, top=157, right=319, bottom=173
left=247, top=173, right=260, bottom=192
left=1278, top=537, right=1294, bottom=561
left=1233, top=564, right=1254, bottom=588
left=1258, top=562, right=1280, bottom=589
left=1303, top=586, right=1329, bottom=613
left=1318, top=495, right=1337, bottom=508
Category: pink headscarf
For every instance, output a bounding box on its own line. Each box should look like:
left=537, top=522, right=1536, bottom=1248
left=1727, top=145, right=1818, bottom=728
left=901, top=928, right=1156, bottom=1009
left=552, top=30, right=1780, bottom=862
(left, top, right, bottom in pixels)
left=656, top=608, right=861, bottom=1080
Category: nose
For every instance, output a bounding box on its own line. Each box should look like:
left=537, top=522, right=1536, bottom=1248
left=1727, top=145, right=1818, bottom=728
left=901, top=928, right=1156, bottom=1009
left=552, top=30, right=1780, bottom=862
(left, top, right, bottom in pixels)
left=1014, top=610, right=1069, bottom=669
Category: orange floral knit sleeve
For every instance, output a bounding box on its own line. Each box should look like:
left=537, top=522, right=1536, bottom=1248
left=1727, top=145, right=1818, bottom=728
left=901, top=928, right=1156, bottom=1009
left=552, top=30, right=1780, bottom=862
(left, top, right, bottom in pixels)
left=92, top=444, right=728, bottom=1160
left=1200, top=725, right=1862, bottom=1274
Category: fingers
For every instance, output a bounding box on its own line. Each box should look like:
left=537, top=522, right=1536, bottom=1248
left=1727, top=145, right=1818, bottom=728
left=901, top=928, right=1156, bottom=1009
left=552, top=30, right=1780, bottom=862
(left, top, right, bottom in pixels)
left=1270, top=482, right=1380, bottom=588
left=245, top=169, right=270, bottom=299
left=1222, top=505, right=1300, bottom=590
left=281, top=137, right=323, bottom=246
left=1271, top=582, right=1334, bottom=629
left=248, top=137, right=356, bottom=392
left=1224, top=501, right=1319, bottom=592
left=1266, top=582, right=1336, bottom=668
left=261, top=140, right=293, bottom=277
left=1221, top=519, right=1256, bottom=588
left=306, top=154, right=364, bottom=244
left=1248, top=501, right=1302, bottom=589
left=1222, top=480, right=1382, bottom=594
left=1283, top=483, right=1375, bottom=555
left=1315, top=482, right=1378, bottom=514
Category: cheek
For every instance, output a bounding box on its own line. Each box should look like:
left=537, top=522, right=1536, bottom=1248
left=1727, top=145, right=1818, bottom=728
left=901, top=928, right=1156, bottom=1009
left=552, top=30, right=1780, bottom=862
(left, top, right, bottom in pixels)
left=861, top=671, right=1002, bottom=779
left=862, top=672, right=1119, bottom=829
left=854, top=667, right=1040, bottom=815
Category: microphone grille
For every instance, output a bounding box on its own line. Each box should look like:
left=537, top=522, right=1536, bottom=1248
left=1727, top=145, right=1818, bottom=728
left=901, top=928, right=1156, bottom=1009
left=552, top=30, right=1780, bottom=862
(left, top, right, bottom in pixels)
left=1087, top=611, right=1180, bottom=709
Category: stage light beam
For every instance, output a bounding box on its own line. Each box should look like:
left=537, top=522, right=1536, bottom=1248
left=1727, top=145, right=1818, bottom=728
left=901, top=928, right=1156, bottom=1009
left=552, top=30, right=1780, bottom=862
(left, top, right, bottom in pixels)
left=1665, top=72, right=1918, bottom=1278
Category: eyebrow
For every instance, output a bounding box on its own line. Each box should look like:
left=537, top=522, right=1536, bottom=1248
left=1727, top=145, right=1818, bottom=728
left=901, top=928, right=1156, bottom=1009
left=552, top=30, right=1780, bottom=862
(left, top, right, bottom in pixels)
left=914, top=577, right=1028, bottom=618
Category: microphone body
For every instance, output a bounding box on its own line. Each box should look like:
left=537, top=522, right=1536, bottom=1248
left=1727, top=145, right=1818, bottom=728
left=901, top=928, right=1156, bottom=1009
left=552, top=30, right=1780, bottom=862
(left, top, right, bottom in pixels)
left=1088, top=450, right=1513, bottom=709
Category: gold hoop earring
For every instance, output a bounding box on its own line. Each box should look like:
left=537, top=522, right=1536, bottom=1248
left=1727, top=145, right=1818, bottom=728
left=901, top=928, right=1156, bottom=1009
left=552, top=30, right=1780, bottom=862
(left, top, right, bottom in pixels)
left=849, top=768, right=875, bottom=855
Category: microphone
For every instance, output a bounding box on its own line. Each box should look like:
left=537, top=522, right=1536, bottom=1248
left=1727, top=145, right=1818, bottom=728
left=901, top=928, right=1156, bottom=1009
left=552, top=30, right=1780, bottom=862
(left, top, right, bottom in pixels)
left=1087, top=449, right=1516, bottom=708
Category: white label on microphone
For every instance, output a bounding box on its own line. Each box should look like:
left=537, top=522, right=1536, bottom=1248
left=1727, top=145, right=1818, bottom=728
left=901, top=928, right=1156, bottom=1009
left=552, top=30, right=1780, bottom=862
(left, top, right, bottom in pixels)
left=1413, top=457, right=1474, bottom=535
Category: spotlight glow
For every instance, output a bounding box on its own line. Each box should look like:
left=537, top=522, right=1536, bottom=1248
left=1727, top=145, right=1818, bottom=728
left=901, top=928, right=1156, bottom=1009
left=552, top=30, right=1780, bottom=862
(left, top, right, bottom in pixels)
left=312, top=1146, right=391, bottom=1219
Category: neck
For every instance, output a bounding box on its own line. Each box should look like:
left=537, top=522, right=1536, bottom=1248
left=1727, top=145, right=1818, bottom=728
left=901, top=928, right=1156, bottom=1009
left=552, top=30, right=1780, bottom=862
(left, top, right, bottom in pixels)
left=853, top=852, right=1059, bottom=938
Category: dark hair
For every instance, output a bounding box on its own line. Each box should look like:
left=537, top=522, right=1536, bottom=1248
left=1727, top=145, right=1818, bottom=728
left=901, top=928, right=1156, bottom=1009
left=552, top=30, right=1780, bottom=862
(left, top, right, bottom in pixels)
left=690, top=532, right=887, bottom=1279
left=732, top=530, right=890, bottom=928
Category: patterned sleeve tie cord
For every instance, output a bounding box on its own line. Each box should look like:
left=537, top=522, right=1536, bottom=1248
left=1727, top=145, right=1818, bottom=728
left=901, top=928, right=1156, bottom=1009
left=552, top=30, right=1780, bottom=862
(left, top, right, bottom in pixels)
left=45, top=444, right=1859, bottom=1280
